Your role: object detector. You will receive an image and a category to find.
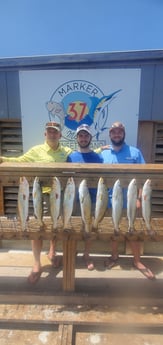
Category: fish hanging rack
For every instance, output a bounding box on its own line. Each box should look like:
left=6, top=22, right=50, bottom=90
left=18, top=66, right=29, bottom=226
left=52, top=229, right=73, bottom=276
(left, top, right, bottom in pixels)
left=0, top=162, right=163, bottom=241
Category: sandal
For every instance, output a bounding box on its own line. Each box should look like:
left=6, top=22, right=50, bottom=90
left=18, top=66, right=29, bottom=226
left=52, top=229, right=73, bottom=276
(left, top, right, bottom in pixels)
left=133, top=263, right=156, bottom=280
left=104, top=256, right=119, bottom=269
left=27, top=270, right=41, bottom=284
left=47, top=254, right=61, bottom=268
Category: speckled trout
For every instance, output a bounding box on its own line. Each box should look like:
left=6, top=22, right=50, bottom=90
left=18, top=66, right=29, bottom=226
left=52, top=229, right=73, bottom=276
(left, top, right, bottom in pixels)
left=127, top=178, right=137, bottom=233
left=142, top=179, right=153, bottom=234
left=32, top=176, right=44, bottom=228
left=79, top=179, right=92, bottom=233
left=18, top=176, right=29, bottom=231
left=50, top=177, right=61, bottom=231
left=63, top=177, right=75, bottom=230
left=112, top=179, right=123, bottom=234
left=94, top=177, right=108, bottom=230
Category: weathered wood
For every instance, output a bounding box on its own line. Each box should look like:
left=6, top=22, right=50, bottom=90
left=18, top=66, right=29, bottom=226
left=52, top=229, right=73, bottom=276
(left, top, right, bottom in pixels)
left=58, top=324, right=73, bottom=345
left=63, top=236, right=77, bottom=291
left=0, top=186, right=4, bottom=215
left=0, top=216, right=163, bottom=241
left=1, top=162, right=163, bottom=187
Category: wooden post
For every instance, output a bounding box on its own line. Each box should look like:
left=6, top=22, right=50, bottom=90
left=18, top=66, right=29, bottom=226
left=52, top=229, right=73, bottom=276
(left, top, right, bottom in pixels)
left=62, top=234, right=77, bottom=292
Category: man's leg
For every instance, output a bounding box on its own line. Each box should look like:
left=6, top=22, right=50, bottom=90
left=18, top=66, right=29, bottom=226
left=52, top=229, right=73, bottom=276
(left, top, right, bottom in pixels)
left=43, top=193, right=62, bottom=268
left=130, top=240, right=155, bottom=280
left=104, top=240, right=119, bottom=268
left=47, top=239, right=61, bottom=268
left=83, top=237, right=94, bottom=271
left=28, top=239, right=43, bottom=284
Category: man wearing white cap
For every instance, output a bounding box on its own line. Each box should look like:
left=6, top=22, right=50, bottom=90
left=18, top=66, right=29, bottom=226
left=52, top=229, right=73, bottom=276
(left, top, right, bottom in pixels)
left=67, top=123, right=103, bottom=270
left=0, top=121, right=72, bottom=284
left=101, top=121, right=155, bottom=280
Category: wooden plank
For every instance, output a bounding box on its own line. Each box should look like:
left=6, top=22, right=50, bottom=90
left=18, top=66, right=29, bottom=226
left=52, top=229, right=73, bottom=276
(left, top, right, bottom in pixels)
left=1, top=128, right=22, bottom=134
left=62, top=237, right=77, bottom=291
left=1, top=163, right=163, bottom=187
left=0, top=293, right=163, bottom=308
left=58, top=324, right=73, bottom=345
left=0, top=120, right=21, bottom=127
left=0, top=186, right=4, bottom=215
left=2, top=138, right=22, bottom=143
left=137, top=121, right=154, bottom=162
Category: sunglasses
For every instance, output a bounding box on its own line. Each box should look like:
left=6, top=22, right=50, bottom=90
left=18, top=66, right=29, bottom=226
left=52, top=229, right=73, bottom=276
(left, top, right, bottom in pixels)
left=46, top=122, right=61, bottom=129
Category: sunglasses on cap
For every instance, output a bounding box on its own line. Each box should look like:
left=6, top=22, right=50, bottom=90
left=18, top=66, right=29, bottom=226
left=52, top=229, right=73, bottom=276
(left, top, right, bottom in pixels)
left=45, top=122, right=61, bottom=131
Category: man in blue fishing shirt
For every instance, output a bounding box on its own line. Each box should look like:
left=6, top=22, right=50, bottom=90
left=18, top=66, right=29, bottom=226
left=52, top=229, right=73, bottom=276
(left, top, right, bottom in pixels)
left=67, top=124, right=103, bottom=270
left=101, top=121, right=155, bottom=280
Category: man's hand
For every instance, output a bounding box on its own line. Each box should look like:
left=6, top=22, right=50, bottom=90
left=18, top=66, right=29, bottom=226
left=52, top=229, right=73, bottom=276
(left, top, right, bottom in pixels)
left=101, top=144, right=111, bottom=150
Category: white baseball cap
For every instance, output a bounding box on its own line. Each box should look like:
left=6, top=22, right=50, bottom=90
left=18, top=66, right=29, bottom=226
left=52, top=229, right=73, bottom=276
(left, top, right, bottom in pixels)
left=76, top=124, right=92, bottom=135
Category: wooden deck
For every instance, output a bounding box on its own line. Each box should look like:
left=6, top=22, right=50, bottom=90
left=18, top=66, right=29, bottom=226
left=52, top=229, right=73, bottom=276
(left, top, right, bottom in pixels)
left=0, top=215, right=163, bottom=291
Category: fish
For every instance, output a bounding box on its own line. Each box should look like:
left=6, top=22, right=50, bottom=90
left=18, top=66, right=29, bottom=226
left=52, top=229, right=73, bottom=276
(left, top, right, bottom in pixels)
left=32, top=176, right=44, bottom=228
left=79, top=179, right=92, bottom=233
left=94, top=177, right=108, bottom=229
left=127, top=178, right=137, bottom=233
left=18, top=176, right=29, bottom=231
left=63, top=177, right=75, bottom=230
left=50, top=177, right=61, bottom=231
left=112, top=179, right=123, bottom=234
left=141, top=179, right=153, bottom=234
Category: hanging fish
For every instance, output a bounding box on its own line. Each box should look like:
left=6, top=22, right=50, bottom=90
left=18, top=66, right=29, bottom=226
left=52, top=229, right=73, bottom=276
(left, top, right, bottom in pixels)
left=94, top=177, right=108, bottom=230
left=112, top=179, right=123, bottom=234
left=32, top=176, right=44, bottom=229
left=63, top=177, right=75, bottom=230
left=79, top=179, right=92, bottom=233
left=18, top=176, right=29, bottom=231
left=50, top=177, right=61, bottom=231
left=142, top=179, right=153, bottom=234
left=127, top=178, right=137, bottom=233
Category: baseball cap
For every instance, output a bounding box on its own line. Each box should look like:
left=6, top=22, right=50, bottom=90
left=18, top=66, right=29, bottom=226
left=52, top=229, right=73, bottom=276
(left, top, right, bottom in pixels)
left=45, top=121, right=61, bottom=132
left=76, top=124, right=92, bottom=135
left=109, top=121, right=125, bottom=133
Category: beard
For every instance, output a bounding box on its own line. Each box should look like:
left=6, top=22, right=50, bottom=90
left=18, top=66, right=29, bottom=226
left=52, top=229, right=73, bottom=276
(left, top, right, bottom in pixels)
left=77, top=139, right=92, bottom=149
left=110, top=135, right=125, bottom=147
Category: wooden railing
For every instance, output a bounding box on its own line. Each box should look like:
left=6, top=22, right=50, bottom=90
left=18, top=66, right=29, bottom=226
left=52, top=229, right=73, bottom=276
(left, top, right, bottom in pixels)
left=0, top=162, right=163, bottom=291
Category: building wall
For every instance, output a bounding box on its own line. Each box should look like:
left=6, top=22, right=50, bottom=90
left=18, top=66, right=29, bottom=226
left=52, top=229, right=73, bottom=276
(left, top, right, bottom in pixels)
left=139, top=65, right=163, bottom=121
left=0, top=51, right=163, bottom=122
left=0, top=71, right=21, bottom=119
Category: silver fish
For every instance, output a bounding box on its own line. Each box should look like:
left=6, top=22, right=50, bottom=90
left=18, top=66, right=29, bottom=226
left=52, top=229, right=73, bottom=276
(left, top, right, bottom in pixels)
left=18, top=176, right=29, bottom=231
left=112, top=179, right=123, bottom=234
left=94, top=177, right=108, bottom=229
left=79, top=179, right=92, bottom=233
left=63, top=177, right=75, bottom=229
left=142, top=179, right=152, bottom=234
left=32, top=176, right=44, bottom=228
left=127, top=178, right=137, bottom=233
left=50, top=177, right=61, bottom=231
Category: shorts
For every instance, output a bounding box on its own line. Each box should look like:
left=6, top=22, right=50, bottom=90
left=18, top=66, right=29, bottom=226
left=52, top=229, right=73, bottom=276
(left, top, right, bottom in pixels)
left=42, top=193, right=50, bottom=216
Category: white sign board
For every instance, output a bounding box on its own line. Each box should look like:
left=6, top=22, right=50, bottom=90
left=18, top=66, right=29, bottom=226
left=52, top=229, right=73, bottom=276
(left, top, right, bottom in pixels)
left=19, top=68, right=141, bottom=151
